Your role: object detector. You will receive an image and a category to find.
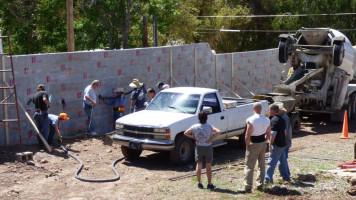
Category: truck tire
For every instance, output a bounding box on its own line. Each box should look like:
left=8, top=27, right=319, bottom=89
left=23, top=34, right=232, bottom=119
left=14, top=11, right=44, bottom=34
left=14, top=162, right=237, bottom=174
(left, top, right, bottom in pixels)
left=351, top=94, right=356, bottom=119
left=332, top=42, right=344, bottom=66
left=170, top=135, right=194, bottom=165
left=290, top=114, right=301, bottom=134
left=121, top=146, right=142, bottom=160
left=278, top=39, right=289, bottom=63
left=237, top=130, right=246, bottom=149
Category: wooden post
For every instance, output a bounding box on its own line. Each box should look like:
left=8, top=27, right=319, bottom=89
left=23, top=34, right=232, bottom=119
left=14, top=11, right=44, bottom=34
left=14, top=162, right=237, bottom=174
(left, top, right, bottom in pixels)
left=142, top=16, right=148, bottom=47
left=215, top=55, right=218, bottom=89
left=0, top=30, right=9, bottom=144
left=66, top=0, right=75, bottom=52
left=170, top=51, right=173, bottom=87
left=194, top=47, right=197, bottom=87
left=231, top=54, right=234, bottom=96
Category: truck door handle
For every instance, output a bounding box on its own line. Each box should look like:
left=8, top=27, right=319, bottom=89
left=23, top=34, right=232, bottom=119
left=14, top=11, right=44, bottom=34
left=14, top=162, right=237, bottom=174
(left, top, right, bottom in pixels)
left=220, top=116, right=224, bottom=120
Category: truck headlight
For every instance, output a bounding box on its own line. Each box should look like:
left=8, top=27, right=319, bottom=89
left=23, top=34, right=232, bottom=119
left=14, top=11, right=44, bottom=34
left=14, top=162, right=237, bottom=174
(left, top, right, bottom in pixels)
left=116, top=123, right=124, bottom=129
left=154, top=128, right=170, bottom=133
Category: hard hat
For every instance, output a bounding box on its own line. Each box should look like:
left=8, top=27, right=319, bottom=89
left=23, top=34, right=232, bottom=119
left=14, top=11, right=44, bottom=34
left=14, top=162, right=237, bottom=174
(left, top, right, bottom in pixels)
left=59, top=113, right=69, bottom=120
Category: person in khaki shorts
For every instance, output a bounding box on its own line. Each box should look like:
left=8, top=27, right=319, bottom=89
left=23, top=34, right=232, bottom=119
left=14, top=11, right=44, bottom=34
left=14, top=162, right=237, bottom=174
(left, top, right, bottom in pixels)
left=243, top=102, right=271, bottom=193
left=184, top=112, right=221, bottom=190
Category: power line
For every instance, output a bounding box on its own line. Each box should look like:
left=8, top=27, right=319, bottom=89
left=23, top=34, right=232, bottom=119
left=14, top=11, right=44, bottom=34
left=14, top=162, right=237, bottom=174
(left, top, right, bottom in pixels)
left=197, top=28, right=356, bottom=33
left=197, top=12, right=356, bottom=18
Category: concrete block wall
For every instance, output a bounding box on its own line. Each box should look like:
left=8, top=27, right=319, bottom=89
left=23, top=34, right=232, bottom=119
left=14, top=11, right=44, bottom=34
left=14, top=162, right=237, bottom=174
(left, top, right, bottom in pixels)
left=0, top=43, right=288, bottom=145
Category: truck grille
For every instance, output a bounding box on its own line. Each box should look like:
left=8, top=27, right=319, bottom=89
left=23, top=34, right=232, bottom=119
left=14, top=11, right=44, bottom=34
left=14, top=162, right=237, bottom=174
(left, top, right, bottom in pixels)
left=123, top=125, right=154, bottom=139
left=123, top=125, right=154, bottom=133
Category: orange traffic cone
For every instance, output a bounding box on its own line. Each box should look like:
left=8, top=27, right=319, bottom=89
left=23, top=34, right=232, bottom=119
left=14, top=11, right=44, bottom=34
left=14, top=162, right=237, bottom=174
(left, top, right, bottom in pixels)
left=341, top=110, right=350, bottom=139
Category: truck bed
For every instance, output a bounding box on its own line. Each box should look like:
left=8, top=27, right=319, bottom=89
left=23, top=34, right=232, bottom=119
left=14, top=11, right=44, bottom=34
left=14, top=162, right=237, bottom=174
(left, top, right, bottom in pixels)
left=222, top=97, right=257, bottom=109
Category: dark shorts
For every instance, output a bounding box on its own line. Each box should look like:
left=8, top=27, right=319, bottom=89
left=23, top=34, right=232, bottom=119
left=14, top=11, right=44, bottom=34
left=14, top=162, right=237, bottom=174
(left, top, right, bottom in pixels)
left=195, top=145, right=213, bottom=163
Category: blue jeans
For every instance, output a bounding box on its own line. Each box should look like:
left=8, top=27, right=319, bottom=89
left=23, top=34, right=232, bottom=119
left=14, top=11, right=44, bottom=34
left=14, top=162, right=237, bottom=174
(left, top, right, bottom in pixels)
left=278, top=146, right=290, bottom=180
left=265, top=145, right=288, bottom=183
left=47, top=125, right=56, bottom=145
left=113, top=112, right=124, bottom=123
left=34, top=111, right=49, bottom=146
left=83, top=103, right=95, bottom=133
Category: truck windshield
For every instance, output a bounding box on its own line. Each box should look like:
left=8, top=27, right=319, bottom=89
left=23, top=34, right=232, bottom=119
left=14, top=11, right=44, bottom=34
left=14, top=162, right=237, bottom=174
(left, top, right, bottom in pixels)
left=146, top=92, right=201, bottom=114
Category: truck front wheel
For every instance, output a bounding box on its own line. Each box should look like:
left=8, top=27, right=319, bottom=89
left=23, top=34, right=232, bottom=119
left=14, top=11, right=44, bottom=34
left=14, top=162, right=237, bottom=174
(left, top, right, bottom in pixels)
left=121, top=146, right=142, bottom=160
left=170, top=135, right=194, bottom=165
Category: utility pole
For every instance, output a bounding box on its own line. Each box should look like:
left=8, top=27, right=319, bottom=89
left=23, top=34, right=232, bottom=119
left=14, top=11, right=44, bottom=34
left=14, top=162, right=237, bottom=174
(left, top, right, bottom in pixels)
left=153, top=16, right=158, bottom=47
left=66, top=0, right=75, bottom=52
left=142, top=16, right=148, bottom=47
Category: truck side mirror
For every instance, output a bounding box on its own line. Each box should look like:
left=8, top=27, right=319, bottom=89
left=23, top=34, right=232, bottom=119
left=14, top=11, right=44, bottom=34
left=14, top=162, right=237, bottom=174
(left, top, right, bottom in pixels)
left=202, top=106, right=213, bottom=114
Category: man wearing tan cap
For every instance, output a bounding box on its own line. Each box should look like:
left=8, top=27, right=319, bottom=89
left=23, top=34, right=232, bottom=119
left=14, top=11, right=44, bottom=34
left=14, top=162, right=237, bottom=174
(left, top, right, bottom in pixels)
left=129, top=79, right=146, bottom=112
left=83, top=80, right=100, bottom=135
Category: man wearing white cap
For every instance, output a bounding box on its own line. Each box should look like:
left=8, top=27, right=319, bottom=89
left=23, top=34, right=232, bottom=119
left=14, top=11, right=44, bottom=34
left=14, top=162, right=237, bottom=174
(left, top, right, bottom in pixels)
left=102, top=87, right=127, bottom=123
left=83, top=80, right=100, bottom=135
left=129, top=78, right=146, bottom=112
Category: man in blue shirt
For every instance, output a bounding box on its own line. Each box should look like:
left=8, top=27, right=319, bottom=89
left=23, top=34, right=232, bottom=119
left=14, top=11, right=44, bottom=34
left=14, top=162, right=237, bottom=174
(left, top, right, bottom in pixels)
left=47, top=113, right=69, bottom=147
left=129, top=79, right=146, bottom=112
left=103, top=87, right=127, bottom=123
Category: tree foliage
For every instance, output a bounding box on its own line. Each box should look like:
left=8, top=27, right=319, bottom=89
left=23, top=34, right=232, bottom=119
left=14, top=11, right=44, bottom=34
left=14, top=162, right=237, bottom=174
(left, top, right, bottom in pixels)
left=0, top=0, right=355, bottom=54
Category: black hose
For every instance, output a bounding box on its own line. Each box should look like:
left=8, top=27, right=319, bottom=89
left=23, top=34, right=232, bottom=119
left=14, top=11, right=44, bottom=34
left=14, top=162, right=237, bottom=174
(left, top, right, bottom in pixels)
left=60, top=145, right=125, bottom=182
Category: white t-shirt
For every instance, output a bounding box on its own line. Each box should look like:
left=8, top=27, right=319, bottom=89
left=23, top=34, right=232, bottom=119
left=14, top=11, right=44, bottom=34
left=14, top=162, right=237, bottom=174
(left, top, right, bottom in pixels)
left=190, top=123, right=214, bottom=146
left=246, top=113, right=270, bottom=136
left=83, top=85, right=96, bottom=105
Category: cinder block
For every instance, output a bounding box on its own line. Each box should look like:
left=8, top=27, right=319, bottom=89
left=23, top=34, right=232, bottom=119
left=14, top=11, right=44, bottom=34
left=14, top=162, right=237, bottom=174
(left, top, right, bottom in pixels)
left=15, top=152, right=33, bottom=162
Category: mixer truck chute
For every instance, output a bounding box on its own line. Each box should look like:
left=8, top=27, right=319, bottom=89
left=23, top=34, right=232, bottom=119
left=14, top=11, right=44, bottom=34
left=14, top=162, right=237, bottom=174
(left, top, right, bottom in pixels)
left=253, top=28, right=356, bottom=133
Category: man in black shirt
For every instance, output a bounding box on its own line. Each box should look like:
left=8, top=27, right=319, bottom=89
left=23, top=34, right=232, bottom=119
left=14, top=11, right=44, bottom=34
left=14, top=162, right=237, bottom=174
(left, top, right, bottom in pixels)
left=265, top=103, right=289, bottom=184
left=33, top=84, right=51, bottom=148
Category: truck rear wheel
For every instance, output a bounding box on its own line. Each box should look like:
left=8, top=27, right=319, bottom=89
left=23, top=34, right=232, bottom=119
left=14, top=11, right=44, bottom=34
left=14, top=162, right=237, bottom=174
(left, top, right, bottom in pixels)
left=290, top=114, right=301, bottom=134
left=121, top=146, right=142, bottom=160
left=170, top=135, right=194, bottom=165
left=332, top=42, right=344, bottom=66
left=278, top=39, right=289, bottom=63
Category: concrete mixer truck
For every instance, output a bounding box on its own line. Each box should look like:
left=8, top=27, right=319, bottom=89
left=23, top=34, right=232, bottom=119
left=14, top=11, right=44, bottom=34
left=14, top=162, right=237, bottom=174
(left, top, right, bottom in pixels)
left=253, top=28, right=356, bottom=134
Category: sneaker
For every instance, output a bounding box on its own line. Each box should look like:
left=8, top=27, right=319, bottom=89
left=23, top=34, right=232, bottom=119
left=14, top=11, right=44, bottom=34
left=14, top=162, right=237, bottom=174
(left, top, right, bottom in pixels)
left=207, top=183, right=216, bottom=190
left=197, top=182, right=204, bottom=189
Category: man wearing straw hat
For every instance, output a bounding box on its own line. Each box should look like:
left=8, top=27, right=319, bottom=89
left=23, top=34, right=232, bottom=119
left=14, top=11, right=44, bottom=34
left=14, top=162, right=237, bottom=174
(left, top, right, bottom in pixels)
left=83, top=80, right=100, bottom=135
left=129, top=79, right=146, bottom=113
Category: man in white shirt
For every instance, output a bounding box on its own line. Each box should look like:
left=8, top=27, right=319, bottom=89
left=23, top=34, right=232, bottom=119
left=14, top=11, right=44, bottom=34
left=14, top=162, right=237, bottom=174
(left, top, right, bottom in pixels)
left=83, top=80, right=99, bottom=135
left=243, top=102, right=271, bottom=193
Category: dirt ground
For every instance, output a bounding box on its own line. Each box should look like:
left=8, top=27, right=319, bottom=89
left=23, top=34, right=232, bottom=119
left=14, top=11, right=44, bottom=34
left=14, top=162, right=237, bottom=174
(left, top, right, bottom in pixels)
left=1, top=114, right=356, bottom=200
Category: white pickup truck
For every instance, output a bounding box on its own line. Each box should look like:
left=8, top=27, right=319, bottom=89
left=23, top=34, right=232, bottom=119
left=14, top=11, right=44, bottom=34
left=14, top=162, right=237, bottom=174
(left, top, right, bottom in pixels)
left=113, top=87, right=269, bottom=164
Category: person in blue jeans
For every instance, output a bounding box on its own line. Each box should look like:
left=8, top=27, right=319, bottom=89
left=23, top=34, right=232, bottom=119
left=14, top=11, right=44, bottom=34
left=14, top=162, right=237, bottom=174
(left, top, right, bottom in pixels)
left=278, top=104, right=292, bottom=181
left=265, top=103, right=289, bottom=184
left=83, top=80, right=100, bottom=135
left=32, top=84, right=51, bottom=149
